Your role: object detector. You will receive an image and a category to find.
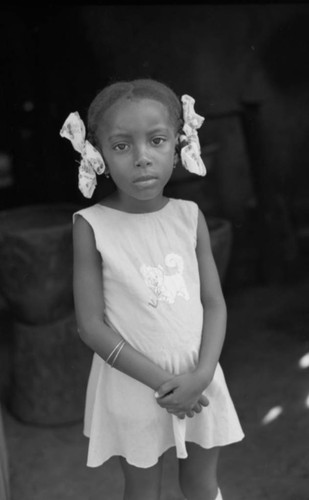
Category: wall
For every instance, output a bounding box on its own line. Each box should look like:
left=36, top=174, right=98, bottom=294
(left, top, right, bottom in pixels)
left=77, top=4, right=309, bottom=215
left=1, top=5, right=309, bottom=283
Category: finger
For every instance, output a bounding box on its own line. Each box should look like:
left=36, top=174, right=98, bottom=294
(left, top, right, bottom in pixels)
left=175, top=412, right=186, bottom=419
left=192, top=403, right=202, bottom=413
left=169, top=408, right=184, bottom=415
left=199, top=394, right=209, bottom=407
left=168, top=409, right=185, bottom=419
left=154, top=380, right=176, bottom=399
left=155, top=394, right=176, bottom=407
left=186, top=410, right=195, bottom=418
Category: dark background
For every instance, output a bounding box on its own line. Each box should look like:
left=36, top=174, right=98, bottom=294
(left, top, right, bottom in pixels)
left=1, top=3, right=309, bottom=285
left=1, top=7, right=309, bottom=499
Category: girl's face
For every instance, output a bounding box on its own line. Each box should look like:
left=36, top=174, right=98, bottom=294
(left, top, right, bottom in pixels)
left=97, top=98, right=178, bottom=210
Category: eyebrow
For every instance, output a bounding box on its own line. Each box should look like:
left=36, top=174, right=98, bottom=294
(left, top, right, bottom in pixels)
left=107, top=127, right=171, bottom=142
left=147, top=127, right=170, bottom=134
left=107, top=133, right=131, bottom=141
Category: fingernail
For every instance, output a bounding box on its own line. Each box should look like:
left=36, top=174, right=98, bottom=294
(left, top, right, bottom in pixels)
left=154, top=392, right=159, bottom=398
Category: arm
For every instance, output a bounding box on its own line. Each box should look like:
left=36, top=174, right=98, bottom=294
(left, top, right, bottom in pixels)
left=155, top=208, right=226, bottom=410
left=194, top=208, right=227, bottom=384
left=73, top=215, right=174, bottom=391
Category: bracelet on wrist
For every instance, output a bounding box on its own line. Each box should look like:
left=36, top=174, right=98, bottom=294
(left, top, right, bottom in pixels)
left=105, top=339, right=126, bottom=367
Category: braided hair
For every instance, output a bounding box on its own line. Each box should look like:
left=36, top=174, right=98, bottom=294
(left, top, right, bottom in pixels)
left=87, top=79, right=184, bottom=158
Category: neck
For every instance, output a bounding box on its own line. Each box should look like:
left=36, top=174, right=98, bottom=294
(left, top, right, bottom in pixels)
left=112, top=191, right=168, bottom=213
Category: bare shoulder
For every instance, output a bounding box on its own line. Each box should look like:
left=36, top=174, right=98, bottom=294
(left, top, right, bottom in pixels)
left=73, top=214, right=98, bottom=260
left=196, top=208, right=224, bottom=301
left=196, top=208, right=212, bottom=253
left=72, top=213, right=104, bottom=324
left=73, top=213, right=93, bottom=240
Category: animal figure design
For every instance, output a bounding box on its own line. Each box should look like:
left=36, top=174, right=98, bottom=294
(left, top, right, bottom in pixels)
left=140, top=253, right=190, bottom=307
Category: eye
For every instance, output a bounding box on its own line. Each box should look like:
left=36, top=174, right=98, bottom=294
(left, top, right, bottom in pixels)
left=151, top=137, right=166, bottom=146
left=113, top=143, right=128, bottom=152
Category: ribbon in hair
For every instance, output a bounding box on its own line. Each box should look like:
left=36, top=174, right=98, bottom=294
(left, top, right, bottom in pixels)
left=180, top=95, right=206, bottom=176
left=60, top=112, right=106, bottom=198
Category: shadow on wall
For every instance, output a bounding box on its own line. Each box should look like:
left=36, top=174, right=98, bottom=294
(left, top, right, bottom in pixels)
left=1, top=5, right=308, bottom=209
left=79, top=5, right=309, bottom=213
left=260, top=12, right=309, bottom=93
left=1, top=5, right=309, bottom=285
left=236, top=7, right=309, bottom=284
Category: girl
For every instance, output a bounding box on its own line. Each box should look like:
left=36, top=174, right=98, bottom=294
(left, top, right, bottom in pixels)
left=60, top=79, right=244, bottom=500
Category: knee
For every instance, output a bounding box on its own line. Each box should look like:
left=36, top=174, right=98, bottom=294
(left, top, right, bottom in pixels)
left=179, top=474, right=218, bottom=500
left=123, top=475, right=161, bottom=500
left=124, top=483, right=161, bottom=500
left=120, top=456, right=163, bottom=500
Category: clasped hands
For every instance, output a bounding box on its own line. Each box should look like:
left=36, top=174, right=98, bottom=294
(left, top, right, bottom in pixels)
left=155, top=372, right=209, bottom=420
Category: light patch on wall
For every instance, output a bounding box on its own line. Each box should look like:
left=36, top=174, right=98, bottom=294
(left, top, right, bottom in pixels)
left=23, top=101, right=34, bottom=112
left=261, top=406, right=283, bottom=425
left=299, top=353, right=309, bottom=369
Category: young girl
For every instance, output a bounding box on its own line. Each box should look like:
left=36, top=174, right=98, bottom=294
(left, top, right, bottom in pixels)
left=60, top=79, right=244, bottom=500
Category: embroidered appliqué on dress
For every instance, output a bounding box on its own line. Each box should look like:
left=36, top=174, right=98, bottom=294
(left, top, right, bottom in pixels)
left=140, top=253, right=190, bottom=307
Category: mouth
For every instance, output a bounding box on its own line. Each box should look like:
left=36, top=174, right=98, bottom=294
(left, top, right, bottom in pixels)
left=133, top=175, right=158, bottom=184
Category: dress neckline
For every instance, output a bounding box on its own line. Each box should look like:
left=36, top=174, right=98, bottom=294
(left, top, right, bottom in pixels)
left=95, top=198, right=172, bottom=216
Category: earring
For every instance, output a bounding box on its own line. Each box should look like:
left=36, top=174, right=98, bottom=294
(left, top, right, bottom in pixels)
left=104, top=171, right=110, bottom=179
left=173, top=152, right=179, bottom=169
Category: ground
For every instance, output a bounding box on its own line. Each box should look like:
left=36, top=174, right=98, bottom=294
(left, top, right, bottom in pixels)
left=1, top=270, right=309, bottom=500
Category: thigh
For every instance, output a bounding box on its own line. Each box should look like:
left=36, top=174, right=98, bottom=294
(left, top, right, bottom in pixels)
left=178, top=443, right=220, bottom=500
left=119, top=455, right=164, bottom=500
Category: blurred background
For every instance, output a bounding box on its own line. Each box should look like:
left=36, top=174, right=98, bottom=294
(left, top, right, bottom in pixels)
left=1, top=3, right=309, bottom=284
left=0, top=4, right=309, bottom=500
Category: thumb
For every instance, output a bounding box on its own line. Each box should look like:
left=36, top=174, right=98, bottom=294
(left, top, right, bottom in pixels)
left=155, top=379, right=177, bottom=399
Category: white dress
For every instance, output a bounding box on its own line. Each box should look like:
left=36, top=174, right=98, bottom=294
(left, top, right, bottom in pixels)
left=73, top=198, right=244, bottom=468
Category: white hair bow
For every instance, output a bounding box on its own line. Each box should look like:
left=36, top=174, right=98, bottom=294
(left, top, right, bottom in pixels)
left=180, top=95, right=206, bottom=176
left=60, top=112, right=106, bottom=198
left=60, top=96, right=205, bottom=198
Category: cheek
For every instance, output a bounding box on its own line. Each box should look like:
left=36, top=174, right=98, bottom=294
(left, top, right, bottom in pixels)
left=100, top=147, right=121, bottom=171
left=166, top=144, right=178, bottom=165
left=106, top=158, right=131, bottom=185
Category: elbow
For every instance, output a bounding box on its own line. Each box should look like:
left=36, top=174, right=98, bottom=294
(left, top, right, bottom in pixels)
left=220, top=295, right=227, bottom=314
left=205, top=295, right=227, bottom=317
left=222, top=299, right=227, bottom=322
left=219, top=296, right=227, bottom=319
left=215, top=296, right=227, bottom=320
left=77, top=324, right=90, bottom=343
left=76, top=323, right=92, bottom=346
left=76, top=316, right=102, bottom=344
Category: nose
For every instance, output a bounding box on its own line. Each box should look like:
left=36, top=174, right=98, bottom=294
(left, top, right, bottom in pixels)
left=134, top=156, right=152, bottom=168
left=134, top=145, right=152, bottom=168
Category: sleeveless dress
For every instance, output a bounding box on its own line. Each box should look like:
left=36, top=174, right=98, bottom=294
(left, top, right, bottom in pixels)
left=73, top=198, right=244, bottom=468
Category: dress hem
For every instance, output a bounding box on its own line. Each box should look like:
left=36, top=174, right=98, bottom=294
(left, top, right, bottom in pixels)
left=83, top=431, right=245, bottom=469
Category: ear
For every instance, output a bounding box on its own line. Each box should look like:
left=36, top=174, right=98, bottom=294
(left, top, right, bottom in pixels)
left=97, top=146, right=109, bottom=177
left=173, top=134, right=181, bottom=167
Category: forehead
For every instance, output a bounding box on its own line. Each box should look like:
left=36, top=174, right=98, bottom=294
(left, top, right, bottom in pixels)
left=100, top=98, right=174, bottom=133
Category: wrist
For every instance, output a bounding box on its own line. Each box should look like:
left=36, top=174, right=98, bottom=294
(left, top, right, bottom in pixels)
left=153, top=371, right=173, bottom=392
left=193, top=367, right=213, bottom=391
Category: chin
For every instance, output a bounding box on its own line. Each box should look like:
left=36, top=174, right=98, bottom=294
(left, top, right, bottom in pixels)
left=128, top=184, right=164, bottom=200
left=134, top=191, right=161, bottom=201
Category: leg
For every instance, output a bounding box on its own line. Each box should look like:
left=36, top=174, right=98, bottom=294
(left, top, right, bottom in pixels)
left=119, top=454, right=164, bottom=500
left=178, top=443, right=220, bottom=500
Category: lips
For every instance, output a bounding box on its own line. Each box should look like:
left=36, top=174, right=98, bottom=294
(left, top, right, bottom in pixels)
left=133, top=175, right=158, bottom=184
